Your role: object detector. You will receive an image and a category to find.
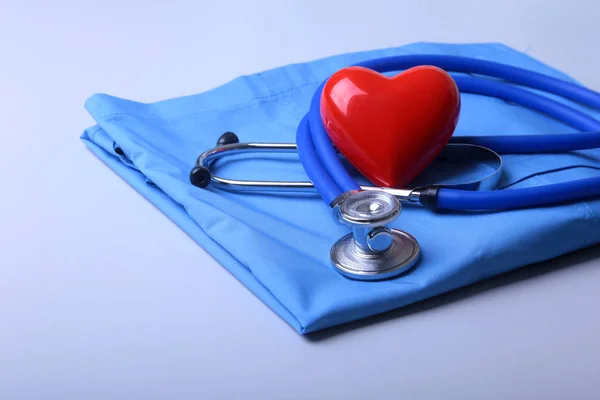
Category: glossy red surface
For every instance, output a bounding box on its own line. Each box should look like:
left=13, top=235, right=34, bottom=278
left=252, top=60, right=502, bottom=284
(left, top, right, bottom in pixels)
left=320, top=65, right=461, bottom=188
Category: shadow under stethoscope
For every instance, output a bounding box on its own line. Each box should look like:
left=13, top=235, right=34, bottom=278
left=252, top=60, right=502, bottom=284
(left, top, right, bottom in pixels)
left=303, top=243, right=600, bottom=342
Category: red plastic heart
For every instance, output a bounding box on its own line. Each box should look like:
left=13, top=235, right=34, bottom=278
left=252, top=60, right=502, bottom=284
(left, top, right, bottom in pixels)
left=320, top=65, right=461, bottom=188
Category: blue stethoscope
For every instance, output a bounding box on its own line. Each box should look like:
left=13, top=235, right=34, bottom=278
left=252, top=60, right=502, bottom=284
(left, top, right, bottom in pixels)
left=190, top=55, right=600, bottom=281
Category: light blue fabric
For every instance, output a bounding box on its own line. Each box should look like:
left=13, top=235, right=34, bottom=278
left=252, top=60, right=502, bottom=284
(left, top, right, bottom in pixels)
left=80, top=42, right=600, bottom=334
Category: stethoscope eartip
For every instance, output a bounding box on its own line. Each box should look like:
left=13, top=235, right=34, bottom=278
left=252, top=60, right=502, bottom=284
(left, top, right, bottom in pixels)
left=217, top=131, right=240, bottom=146
left=190, top=131, right=240, bottom=188
left=190, top=166, right=212, bottom=188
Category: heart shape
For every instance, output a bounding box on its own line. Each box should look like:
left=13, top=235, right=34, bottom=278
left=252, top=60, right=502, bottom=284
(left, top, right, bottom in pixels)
left=320, top=65, right=461, bottom=188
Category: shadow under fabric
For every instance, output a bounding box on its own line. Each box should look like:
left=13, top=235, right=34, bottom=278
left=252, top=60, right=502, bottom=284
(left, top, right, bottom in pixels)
left=80, top=42, right=600, bottom=334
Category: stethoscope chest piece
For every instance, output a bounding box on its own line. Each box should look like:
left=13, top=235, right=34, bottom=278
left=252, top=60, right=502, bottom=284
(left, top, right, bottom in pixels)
left=330, top=190, right=420, bottom=280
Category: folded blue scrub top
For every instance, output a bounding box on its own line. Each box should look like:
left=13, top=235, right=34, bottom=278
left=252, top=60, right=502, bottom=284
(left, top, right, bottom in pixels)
left=80, top=42, right=600, bottom=334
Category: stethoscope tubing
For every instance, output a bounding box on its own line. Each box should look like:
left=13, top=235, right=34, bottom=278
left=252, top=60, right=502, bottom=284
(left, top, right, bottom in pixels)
left=296, top=55, right=600, bottom=210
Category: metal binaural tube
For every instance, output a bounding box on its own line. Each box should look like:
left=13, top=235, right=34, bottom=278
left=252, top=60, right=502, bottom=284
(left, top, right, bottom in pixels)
left=194, top=141, right=423, bottom=200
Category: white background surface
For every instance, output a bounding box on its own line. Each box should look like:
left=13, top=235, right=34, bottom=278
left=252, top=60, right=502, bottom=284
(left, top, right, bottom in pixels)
left=2, top=1, right=600, bottom=399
